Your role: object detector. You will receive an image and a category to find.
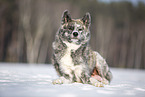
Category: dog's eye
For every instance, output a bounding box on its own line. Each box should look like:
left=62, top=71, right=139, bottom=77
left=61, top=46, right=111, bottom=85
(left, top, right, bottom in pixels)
left=78, top=28, right=82, bottom=31
left=68, top=26, right=74, bottom=30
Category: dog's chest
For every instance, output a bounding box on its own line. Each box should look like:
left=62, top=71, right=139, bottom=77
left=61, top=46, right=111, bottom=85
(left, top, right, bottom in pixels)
left=59, top=42, right=84, bottom=82
left=60, top=42, right=80, bottom=68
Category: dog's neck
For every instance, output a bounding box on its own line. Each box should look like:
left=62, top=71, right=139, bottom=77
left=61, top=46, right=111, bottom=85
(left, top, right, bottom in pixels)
left=63, top=41, right=81, bottom=51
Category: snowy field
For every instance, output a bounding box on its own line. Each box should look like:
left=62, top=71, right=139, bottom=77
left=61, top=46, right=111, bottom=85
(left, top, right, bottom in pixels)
left=0, top=63, right=145, bottom=97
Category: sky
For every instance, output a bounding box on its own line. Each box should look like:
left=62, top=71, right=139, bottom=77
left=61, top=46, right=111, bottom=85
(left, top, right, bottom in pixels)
left=98, top=0, right=145, bottom=6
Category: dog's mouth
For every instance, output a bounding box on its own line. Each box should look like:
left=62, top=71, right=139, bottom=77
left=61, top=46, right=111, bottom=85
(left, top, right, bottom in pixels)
left=71, top=39, right=78, bottom=43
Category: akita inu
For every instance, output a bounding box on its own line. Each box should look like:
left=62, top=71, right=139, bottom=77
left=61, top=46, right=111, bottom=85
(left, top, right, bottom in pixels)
left=52, top=10, right=112, bottom=87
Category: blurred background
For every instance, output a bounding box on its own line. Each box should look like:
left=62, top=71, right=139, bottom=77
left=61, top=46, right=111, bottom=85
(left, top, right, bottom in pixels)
left=0, top=0, right=145, bottom=69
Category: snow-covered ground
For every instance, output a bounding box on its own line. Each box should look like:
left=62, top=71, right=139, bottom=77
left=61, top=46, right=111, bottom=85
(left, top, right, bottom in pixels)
left=0, top=63, right=145, bottom=97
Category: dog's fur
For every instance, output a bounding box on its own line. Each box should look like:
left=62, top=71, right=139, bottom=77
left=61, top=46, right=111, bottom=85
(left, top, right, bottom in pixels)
left=52, top=10, right=112, bottom=87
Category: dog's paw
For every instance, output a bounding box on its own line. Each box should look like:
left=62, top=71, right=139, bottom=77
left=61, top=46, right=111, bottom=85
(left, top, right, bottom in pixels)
left=102, top=78, right=109, bottom=85
left=52, top=77, right=71, bottom=85
left=93, top=81, right=104, bottom=87
left=89, top=77, right=104, bottom=87
left=52, top=78, right=63, bottom=85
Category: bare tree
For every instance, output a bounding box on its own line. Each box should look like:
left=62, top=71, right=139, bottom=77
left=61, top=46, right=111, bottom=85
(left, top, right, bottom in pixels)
left=18, top=0, right=51, bottom=63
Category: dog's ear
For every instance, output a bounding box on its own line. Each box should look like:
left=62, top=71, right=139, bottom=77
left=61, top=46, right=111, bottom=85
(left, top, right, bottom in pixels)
left=62, top=10, right=71, bottom=24
left=81, top=12, right=91, bottom=28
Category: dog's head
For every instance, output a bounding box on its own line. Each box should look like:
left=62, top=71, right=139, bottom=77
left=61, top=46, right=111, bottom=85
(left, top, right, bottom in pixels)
left=58, top=10, right=91, bottom=45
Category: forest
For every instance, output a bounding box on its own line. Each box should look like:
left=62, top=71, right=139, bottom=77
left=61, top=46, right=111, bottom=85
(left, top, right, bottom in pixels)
left=0, top=0, right=145, bottom=69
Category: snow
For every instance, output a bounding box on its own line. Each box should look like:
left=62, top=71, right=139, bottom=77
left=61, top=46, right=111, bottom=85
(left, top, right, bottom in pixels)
left=0, top=63, right=145, bottom=97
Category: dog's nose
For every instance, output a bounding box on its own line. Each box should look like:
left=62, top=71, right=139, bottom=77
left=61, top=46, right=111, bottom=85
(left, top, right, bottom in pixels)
left=73, top=32, right=78, bottom=37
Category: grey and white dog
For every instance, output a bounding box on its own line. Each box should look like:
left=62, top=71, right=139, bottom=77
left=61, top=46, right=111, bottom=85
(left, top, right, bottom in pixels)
left=52, top=10, right=112, bottom=87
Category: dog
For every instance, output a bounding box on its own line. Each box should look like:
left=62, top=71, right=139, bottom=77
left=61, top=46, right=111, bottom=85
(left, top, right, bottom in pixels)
left=52, top=10, right=112, bottom=87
